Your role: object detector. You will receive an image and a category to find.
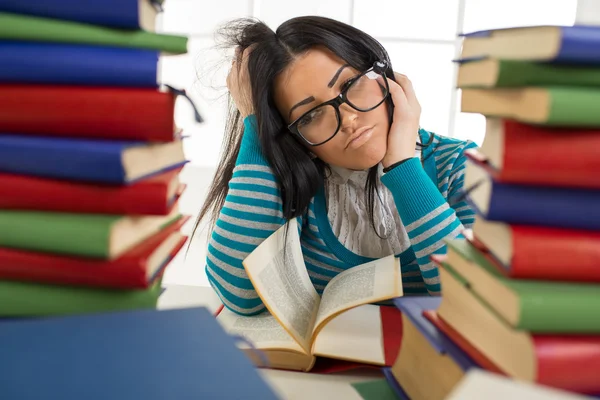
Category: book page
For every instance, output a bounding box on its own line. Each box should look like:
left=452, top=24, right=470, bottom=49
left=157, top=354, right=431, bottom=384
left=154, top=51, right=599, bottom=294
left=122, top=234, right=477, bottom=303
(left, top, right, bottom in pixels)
left=447, top=370, right=589, bottom=400
left=242, top=219, right=320, bottom=353
left=217, top=308, right=304, bottom=353
left=312, top=255, right=402, bottom=337
left=312, top=304, right=385, bottom=365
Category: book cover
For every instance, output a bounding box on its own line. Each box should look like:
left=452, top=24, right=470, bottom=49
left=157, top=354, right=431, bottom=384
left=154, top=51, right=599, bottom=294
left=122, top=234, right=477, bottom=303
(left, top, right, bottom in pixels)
left=457, top=59, right=600, bottom=88
left=0, top=279, right=162, bottom=316
left=465, top=158, right=600, bottom=231
left=0, top=0, right=160, bottom=30
left=472, top=217, right=600, bottom=283
left=352, top=378, right=401, bottom=400
left=435, top=258, right=600, bottom=394
left=0, top=307, right=279, bottom=400
left=0, top=134, right=186, bottom=184
left=382, top=368, right=410, bottom=400
left=0, top=168, right=184, bottom=215
left=0, top=210, right=182, bottom=259
left=0, top=41, right=159, bottom=87
left=0, top=12, right=187, bottom=54
left=461, top=87, right=600, bottom=127
left=0, top=216, right=188, bottom=289
left=460, top=25, right=600, bottom=64
left=469, top=121, right=600, bottom=189
left=0, top=85, right=179, bottom=141
left=446, top=239, right=600, bottom=333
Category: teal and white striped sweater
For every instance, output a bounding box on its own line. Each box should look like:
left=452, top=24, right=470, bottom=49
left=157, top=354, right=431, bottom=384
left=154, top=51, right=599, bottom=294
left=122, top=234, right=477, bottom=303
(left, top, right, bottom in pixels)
left=206, top=115, right=477, bottom=315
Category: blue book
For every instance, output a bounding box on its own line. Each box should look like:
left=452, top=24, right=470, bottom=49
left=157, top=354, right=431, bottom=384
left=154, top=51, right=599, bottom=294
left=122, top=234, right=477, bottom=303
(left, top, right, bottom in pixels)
left=465, top=158, right=600, bottom=231
left=0, top=0, right=160, bottom=30
left=0, top=307, right=278, bottom=400
left=0, top=134, right=187, bottom=184
left=460, top=25, right=600, bottom=64
left=0, top=41, right=159, bottom=87
left=382, top=368, right=410, bottom=400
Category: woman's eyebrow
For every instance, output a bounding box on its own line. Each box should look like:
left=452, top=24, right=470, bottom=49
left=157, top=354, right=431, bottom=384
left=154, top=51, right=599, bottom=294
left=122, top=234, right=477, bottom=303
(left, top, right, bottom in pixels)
left=288, top=96, right=315, bottom=119
left=328, top=64, right=350, bottom=88
left=288, top=64, right=351, bottom=120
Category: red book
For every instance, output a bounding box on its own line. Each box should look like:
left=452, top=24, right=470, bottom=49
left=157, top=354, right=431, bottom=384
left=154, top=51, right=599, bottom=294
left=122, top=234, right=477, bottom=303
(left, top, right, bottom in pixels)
left=0, top=216, right=190, bottom=289
left=430, top=311, right=600, bottom=394
left=472, top=119, right=600, bottom=189
left=0, top=168, right=185, bottom=215
left=215, top=305, right=402, bottom=373
left=0, top=85, right=179, bottom=141
left=471, top=216, right=600, bottom=282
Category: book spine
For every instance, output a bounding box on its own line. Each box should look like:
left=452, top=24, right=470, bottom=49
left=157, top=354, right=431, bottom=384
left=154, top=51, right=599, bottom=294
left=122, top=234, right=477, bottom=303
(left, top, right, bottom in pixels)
left=0, top=85, right=176, bottom=141
left=517, top=287, right=600, bottom=333
left=510, top=225, right=600, bottom=282
left=0, top=236, right=186, bottom=289
left=535, top=335, right=600, bottom=393
left=486, top=182, right=600, bottom=230
left=0, top=42, right=159, bottom=87
left=0, top=280, right=160, bottom=316
left=500, top=120, right=600, bottom=189
left=547, top=87, right=600, bottom=126
left=557, top=26, right=600, bottom=64
left=0, top=0, right=142, bottom=28
left=0, top=174, right=174, bottom=215
left=0, top=12, right=187, bottom=54
left=0, top=247, right=146, bottom=288
left=0, top=135, right=127, bottom=183
left=495, top=61, right=600, bottom=87
left=0, top=210, right=113, bottom=258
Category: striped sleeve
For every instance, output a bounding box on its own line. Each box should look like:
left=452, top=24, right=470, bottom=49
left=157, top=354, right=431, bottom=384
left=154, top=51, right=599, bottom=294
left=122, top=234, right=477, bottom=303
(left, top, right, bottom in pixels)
left=380, top=148, right=470, bottom=295
left=205, top=115, right=287, bottom=315
left=447, top=141, right=478, bottom=228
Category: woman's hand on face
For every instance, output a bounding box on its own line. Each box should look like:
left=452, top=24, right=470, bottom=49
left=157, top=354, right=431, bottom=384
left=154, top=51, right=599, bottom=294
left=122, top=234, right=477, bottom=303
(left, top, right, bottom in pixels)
left=226, top=46, right=254, bottom=118
left=381, top=72, right=422, bottom=168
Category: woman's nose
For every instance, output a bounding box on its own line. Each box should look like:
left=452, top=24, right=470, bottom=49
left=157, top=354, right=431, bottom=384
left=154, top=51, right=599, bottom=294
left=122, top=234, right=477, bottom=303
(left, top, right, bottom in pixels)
left=339, top=103, right=358, bottom=131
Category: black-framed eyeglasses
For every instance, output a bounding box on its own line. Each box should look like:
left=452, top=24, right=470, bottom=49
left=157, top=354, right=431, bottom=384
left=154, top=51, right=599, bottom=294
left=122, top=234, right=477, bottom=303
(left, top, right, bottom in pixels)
left=288, top=61, right=390, bottom=147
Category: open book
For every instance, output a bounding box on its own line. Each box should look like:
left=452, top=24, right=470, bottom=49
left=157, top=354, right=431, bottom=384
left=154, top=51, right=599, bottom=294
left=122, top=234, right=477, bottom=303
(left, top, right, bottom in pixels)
left=217, top=218, right=404, bottom=371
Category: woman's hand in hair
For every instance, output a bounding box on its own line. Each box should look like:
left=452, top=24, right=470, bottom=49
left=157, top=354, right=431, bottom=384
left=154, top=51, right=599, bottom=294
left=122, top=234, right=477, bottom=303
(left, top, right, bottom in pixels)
left=226, top=46, right=254, bottom=117
left=381, top=73, right=422, bottom=168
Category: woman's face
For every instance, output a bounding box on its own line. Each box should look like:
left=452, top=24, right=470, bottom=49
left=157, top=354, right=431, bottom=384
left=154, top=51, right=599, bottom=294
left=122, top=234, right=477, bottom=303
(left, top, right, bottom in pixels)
left=274, top=47, right=390, bottom=170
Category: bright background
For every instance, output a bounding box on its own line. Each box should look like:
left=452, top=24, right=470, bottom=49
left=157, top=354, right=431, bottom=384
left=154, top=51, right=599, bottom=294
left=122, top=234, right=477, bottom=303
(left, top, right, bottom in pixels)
left=157, top=0, right=579, bottom=287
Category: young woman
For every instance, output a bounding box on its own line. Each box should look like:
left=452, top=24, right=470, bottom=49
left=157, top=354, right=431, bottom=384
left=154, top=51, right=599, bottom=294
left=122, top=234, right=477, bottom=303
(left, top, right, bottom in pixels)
left=196, top=17, right=477, bottom=315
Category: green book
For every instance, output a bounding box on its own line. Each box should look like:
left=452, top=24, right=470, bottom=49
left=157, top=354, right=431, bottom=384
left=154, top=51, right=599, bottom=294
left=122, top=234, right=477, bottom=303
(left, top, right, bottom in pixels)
left=352, top=379, right=399, bottom=400
left=457, top=59, right=600, bottom=88
left=445, top=239, right=600, bottom=333
left=0, top=210, right=181, bottom=259
left=461, top=86, right=600, bottom=127
left=0, top=12, right=187, bottom=54
left=0, top=279, right=161, bottom=317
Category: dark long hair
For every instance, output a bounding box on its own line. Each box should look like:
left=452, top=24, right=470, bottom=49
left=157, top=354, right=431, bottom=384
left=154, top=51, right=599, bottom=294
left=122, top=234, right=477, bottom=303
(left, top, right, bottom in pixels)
left=193, top=16, right=397, bottom=239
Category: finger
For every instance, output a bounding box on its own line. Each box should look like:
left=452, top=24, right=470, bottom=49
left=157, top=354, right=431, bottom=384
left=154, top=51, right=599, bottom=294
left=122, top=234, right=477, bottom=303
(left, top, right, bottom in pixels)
left=392, top=72, right=420, bottom=109
left=236, top=46, right=252, bottom=81
left=384, top=76, right=409, bottom=109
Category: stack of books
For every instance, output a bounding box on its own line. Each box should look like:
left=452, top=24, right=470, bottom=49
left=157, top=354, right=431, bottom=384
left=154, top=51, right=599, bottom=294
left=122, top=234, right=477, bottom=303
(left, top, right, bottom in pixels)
left=0, top=0, right=196, bottom=317
left=384, top=25, right=600, bottom=400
